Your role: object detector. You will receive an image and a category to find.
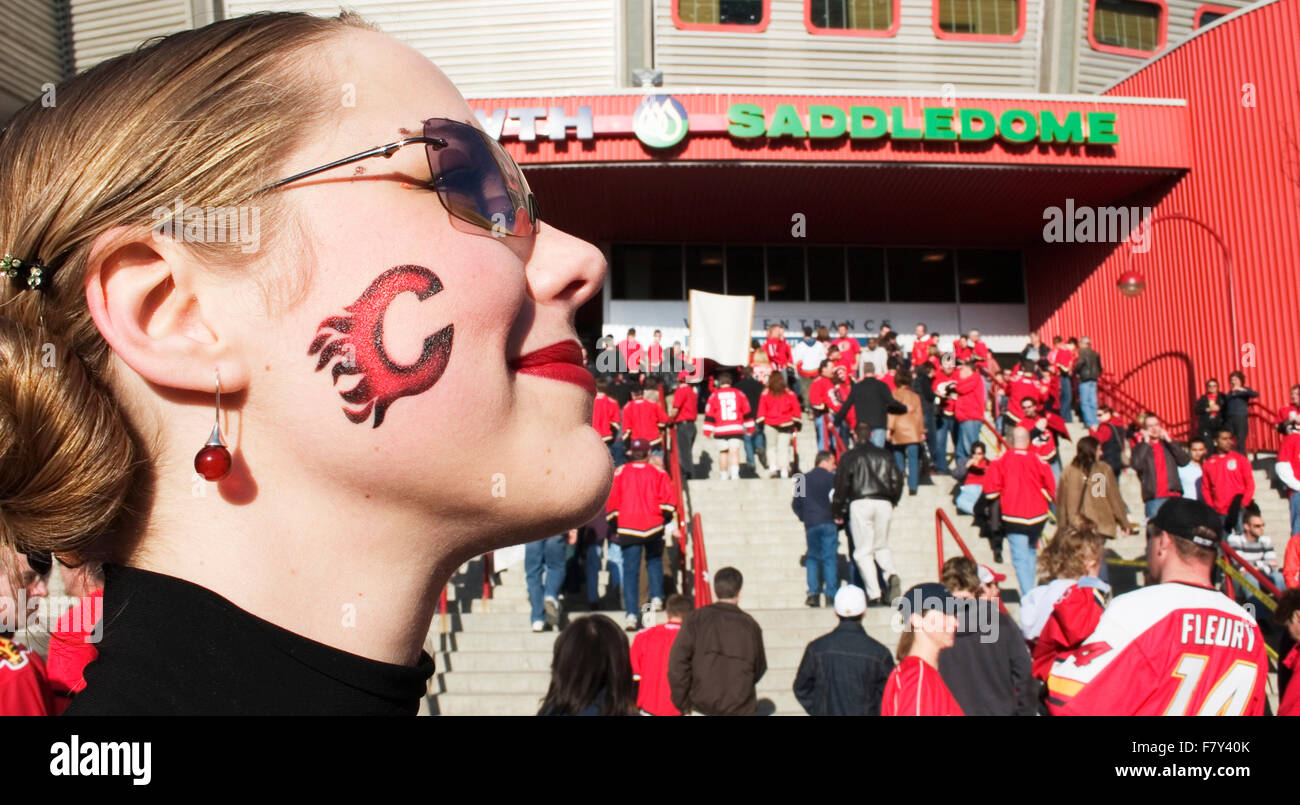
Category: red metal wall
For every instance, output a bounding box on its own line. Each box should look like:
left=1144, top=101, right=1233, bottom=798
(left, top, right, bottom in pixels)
left=1026, top=0, right=1300, bottom=452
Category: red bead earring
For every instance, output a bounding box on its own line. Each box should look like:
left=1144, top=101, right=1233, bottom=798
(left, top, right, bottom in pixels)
left=194, top=369, right=232, bottom=482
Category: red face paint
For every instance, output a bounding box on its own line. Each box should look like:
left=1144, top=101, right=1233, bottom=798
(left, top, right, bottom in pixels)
left=308, top=265, right=453, bottom=428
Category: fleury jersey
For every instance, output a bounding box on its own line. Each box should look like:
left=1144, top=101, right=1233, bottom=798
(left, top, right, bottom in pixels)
left=702, top=387, right=755, bottom=438
left=622, top=398, right=669, bottom=446
left=1046, top=582, right=1267, bottom=716
left=605, top=461, right=676, bottom=541
left=881, top=656, right=963, bottom=716
left=591, top=394, right=620, bottom=443
left=0, top=636, right=54, bottom=716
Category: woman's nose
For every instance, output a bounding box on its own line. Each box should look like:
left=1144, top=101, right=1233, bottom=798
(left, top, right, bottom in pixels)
left=524, top=224, right=606, bottom=313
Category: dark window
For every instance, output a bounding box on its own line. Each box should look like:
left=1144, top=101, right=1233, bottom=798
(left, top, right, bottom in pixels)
left=956, top=249, right=1024, bottom=304
left=1195, top=10, right=1226, bottom=28
left=766, top=247, right=806, bottom=301
left=611, top=244, right=682, bottom=300
left=1093, top=0, right=1162, bottom=52
left=684, top=244, right=725, bottom=295
left=846, top=247, right=886, bottom=301
left=886, top=248, right=955, bottom=303
left=807, top=246, right=847, bottom=301
left=725, top=245, right=765, bottom=299
left=809, top=0, right=895, bottom=31
left=936, top=0, right=1020, bottom=36
left=677, top=0, right=766, bottom=26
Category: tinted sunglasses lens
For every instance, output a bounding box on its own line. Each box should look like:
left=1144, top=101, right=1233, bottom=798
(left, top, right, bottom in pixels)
left=424, top=118, right=538, bottom=236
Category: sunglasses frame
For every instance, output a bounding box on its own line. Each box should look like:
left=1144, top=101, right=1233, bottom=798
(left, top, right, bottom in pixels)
left=259, top=118, right=539, bottom=237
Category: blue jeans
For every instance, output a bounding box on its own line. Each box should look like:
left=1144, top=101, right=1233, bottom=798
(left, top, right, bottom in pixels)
left=814, top=415, right=826, bottom=451
left=1078, top=380, right=1098, bottom=427
left=892, top=443, right=920, bottom=493
left=1145, top=496, right=1175, bottom=519
left=805, top=523, right=839, bottom=598
left=609, top=439, right=626, bottom=467
left=870, top=428, right=887, bottom=449
left=743, top=429, right=767, bottom=466
left=1289, top=492, right=1300, bottom=537
left=931, top=416, right=954, bottom=473
left=607, top=543, right=623, bottom=588
left=955, top=419, right=983, bottom=464
left=1006, top=523, right=1045, bottom=595
left=525, top=535, right=567, bottom=623
left=621, top=537, right=665, bottom=617
left=1059, top=377, right=1074, bottom=423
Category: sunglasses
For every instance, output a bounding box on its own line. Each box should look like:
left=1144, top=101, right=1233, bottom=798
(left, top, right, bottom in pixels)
left=262, top=117, right=540, bottom=238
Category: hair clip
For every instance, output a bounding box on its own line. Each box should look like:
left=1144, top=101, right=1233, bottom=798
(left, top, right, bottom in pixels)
left=1, top=253, right=53, bottom=292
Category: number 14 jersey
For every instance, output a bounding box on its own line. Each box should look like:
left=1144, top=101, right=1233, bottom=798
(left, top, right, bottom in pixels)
left=1046, top=581, right=1267, bottom=716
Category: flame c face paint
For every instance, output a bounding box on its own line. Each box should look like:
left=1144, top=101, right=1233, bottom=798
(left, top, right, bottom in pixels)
left=308, top=264, right=454, bottom=428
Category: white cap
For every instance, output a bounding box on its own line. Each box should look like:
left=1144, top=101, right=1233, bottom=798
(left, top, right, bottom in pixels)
left=833, top=585, right=868, bottom=618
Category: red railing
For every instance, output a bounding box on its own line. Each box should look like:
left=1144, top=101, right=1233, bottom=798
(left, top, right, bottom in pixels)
left=935, top=508, right=977, bottom=577
left=822, top=413, right=848, bottom=458
left=982, top=416, right=1010, bottom=455
left=1219, top=540, right=1284, bottom=602
left=691, top=513, right=713, bottom=607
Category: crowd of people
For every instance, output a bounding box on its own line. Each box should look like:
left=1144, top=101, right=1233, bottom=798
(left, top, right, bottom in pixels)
left=519, top=319, right=1300, bottom=716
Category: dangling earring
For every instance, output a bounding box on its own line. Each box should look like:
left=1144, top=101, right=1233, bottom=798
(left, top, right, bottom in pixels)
left=194, top=369, right=232, bottom=481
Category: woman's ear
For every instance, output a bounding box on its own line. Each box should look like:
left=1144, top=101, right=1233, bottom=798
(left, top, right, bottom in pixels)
left=83, top=226, right=250, bottom=393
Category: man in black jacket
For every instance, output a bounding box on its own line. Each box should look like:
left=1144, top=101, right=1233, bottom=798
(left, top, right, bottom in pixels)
left=735, top=366, right=767, bottom=472
left=792, top=585, right=894, bottom=715
left=835, top=362, right=907, bottom=448
left=936, top=558, right=1036, bottom=715
left=1130, top=413, right=1191, bottom=519
left=832, top=423, right=905, bottom=605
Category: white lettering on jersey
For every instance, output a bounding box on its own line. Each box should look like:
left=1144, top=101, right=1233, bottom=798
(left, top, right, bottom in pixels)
left=720, top=393, right=737, bottom=422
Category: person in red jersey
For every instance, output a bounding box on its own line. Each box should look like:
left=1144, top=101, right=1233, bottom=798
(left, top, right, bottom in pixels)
left=617, top=327, right=644, bottom=374
left=668, top=374, right=699, bottom=480
left=983, top=427, right=1057, bottom=595
left=621, top=385, right=669, bottom=451
left=1019, top=526, right=1109, bottom=684
left=1276, top=420, right=1300, bottom=539
left=646, top=330, right=665, bottom=374
left=930, top=353, right=959, bottom=474
left=910, top=323, right=937, bottom=370
left=702, top=371, right=755, bottom=481
left=1275, top=589, right=1300, bottom=715
left=592, top=376, right=622, bottom=447
left=807, top=359, right=837, bottom=451
left=0, top=547, right=54, bottom=716
left=1088, top=406, right=1126, bottom=478
left=1047, top=498, right=1268, bottom=716
left=756, top=372, right=802, bottom=478
left=1049, top=336, right=1076, bottom=424
left=606, top=439, right=677, bottom=630
left=832, top=322, right=860, bottom=376
left=1278, top=384, right=1300, bottom=432
left=48, top=562, right=105, bottom=714
left=1286, top=532, right=1300, bottom=589
left=952, top=361, right=987, bottom=465
left=882, top=583, right=963, bottom=716
left=629, top=593, right=691, bottom=715
left=1003, top=361, right=1042, bottom=433
left=763, top=324, right=792, bottom=372
left=1201, top=428, right=1256, bottom=536
left=1021, top=397, right=1069, bottom=480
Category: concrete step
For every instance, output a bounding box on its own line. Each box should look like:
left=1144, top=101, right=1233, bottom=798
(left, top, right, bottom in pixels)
left=434, top=645, right=817, bottom=673
left=430, top=689, right=808, bottom=716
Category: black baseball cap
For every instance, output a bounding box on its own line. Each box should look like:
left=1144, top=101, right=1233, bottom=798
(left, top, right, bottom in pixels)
left=1148, top=497, right=1222, bottom=549
left=896, top=582, right=956, bottom=618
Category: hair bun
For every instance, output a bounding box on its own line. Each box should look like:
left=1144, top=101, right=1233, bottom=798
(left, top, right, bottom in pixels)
left=0, top=317, right=136, bottom=560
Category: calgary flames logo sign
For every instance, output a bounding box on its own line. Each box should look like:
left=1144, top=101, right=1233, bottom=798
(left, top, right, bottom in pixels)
left=308, top=265, right=454, bottom=428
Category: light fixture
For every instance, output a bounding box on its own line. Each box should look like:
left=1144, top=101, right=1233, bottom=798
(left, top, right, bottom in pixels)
left=921, top=251, right=948, bottom=263
left=1117, top=269, right=1146, bottom=297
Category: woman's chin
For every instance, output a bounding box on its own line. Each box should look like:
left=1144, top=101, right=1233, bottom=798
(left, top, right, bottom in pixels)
left=491, top=429, right=613, bottom=549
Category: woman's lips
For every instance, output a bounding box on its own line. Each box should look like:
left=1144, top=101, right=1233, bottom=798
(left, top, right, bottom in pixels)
left=511, top=341, right=595, bottom=395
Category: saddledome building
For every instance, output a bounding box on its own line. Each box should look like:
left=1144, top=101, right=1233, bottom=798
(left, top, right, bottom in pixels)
left=1, top=0, right=1296, bottom=450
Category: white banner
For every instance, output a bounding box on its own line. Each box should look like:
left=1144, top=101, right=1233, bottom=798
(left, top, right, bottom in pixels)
left=688, top=290, right=754, bottom=366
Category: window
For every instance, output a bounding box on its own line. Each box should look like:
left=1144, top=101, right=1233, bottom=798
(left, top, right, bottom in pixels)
left=1090, top=0, right=1167, bottom=57
left=766, top=247, right=806, bottom=301
left=886, top=248, right=955, bottom=303
left=684, top=245, right=725, bottom=294
left=674, top=0, right=770, bottom=31
left=956, top=249, right=1024, bottom=304
left=725, top=245, right=765, bottom=299
left=846, top=247, right=886, bottom=301
left=933, top=0, right=1025, bottom=42
left=1194, top=4, right=1234, bottom=28
left=808, top=247, right=847, bottom=301
left=611, top=244, right=682, bottom=300
left=806, top=0, right=900, bottom=37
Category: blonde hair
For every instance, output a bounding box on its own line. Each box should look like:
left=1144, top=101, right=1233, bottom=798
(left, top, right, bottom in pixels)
left=1037, top=522, right=1106, bottom=584
left=0, top=12, right=374, bottom=569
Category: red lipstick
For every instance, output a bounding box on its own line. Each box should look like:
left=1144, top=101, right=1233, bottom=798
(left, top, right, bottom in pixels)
left=511, top=340, right=595, bottom=395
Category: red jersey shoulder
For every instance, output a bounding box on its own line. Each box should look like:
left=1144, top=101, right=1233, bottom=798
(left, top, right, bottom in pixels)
left=0, top=637, right=32, bottom=671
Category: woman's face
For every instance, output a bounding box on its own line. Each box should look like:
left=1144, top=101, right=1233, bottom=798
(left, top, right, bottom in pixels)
left=238, top=31, right=609, bottom=552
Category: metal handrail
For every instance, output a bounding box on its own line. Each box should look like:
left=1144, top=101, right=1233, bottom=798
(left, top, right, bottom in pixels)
left=658, top=382, right=691, bottom=598
left=822, top=413, right=848, bottom=458
left=692, top=513, right=713, bottom=607
left=935, top=508, right=977, bottom=577
left=1219, top=540, right=1284, bottom=602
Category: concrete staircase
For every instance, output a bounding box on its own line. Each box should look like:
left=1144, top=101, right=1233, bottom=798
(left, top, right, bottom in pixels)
left=424, top=417, right=1293, bottom=716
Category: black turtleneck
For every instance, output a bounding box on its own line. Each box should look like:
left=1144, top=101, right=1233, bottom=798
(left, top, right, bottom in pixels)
left=65, top=565, right=435, bottom=716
